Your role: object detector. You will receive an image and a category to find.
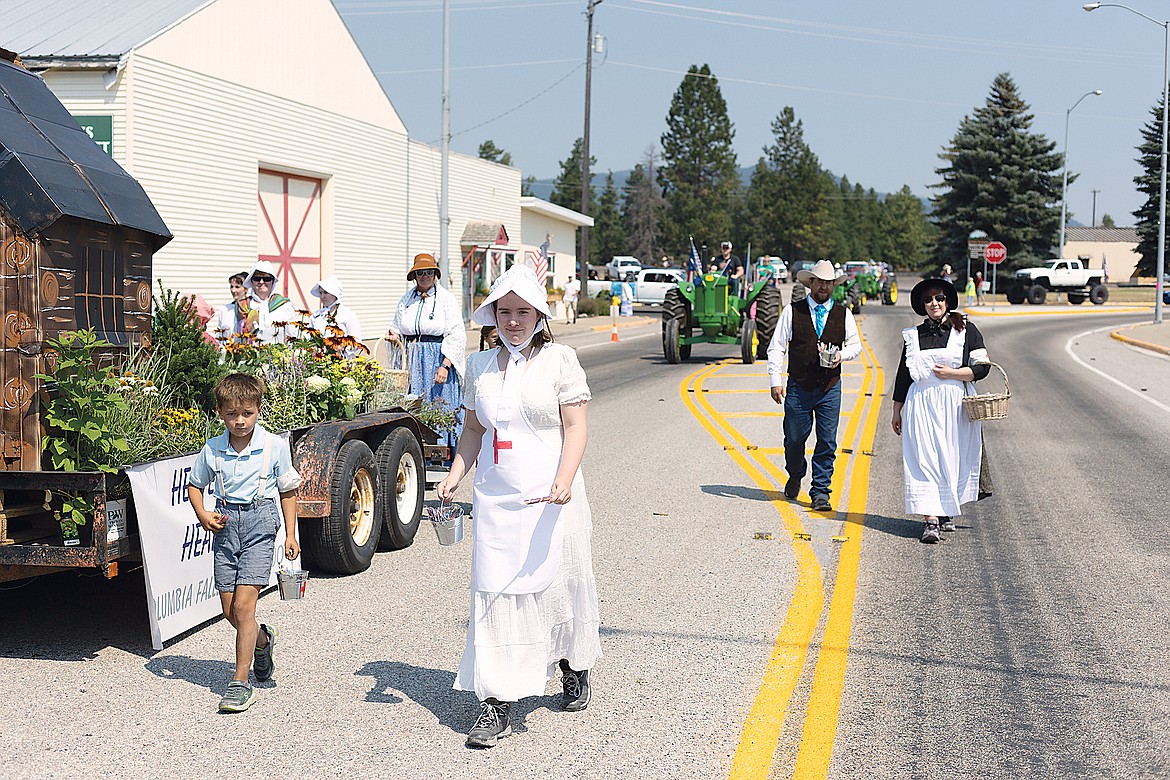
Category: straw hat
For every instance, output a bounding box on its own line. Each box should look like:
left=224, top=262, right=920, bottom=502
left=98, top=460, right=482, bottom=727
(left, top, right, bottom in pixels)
left=243, top=260, right=281, bottom=290
left=910, top=278, right=958, bottom=316
left=311, top=275, right=344, bottom=300
left=472, top=265, right=552, bottom=326
left=407, top=253, right=441, bottom=281
left=796, top=259, right=847, bottom=286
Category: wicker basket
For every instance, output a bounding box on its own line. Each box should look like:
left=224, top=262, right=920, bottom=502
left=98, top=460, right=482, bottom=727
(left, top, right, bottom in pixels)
left=376, top=338, right=411, bottom=394
left=961, top=362, right=1009, bottom=422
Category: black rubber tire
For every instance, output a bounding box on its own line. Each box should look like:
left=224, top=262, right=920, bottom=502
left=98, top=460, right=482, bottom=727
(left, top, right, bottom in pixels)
left=881, top=279, right=898, bottom=305
left=1026, top=284, right=1047, bottom=305
left=1006, top=285, right=1026, bottom=305
left=663, top=287, right=691, bottom=363
left=303, top=439, right=380, bottom=575
left=790, top=282, right=807, bottom=305
left=740, top=318, right=757, bottom=364
left=849, top=288, right=863, bottom=315
left=1067, top=293, right=1086, bottom=305
left=664, top=318, right=681, bottom=364
left=754, top=285, right=782, bottom=359
left=375, top=428, right=424, bottom=551
left=1089, top=283, right=1109, bottom=305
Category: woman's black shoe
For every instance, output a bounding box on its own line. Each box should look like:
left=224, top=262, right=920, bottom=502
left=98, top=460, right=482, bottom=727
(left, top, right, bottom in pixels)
left=466, top=698, right=512, bottom=748
left=560, top=659, right=592, bottom=712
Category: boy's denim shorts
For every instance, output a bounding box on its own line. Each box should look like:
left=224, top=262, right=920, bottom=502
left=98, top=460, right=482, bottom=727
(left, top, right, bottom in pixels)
left=212, top=499, right=281, bottom=592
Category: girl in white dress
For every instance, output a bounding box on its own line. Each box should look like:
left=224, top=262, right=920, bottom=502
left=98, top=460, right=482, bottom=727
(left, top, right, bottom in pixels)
left=891, top=279, right=991, bottom=543
left=437, top=265, right=601, bottom=748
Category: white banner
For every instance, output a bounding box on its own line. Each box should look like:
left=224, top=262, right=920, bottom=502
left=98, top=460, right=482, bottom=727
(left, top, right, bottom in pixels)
left=129, top=454, right=285, bottom=650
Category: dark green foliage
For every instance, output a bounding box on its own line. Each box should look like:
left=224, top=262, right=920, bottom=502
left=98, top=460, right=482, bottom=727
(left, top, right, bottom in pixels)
left=745, top=106, right=833, bottom=263
left=1101, top=213, right=1116, bottom=229
left=879, top=186, right=932, bottom=270
left=659, top=64, right=739, bottom=254
left=1132, top=94, right=1168, bottom=276
left=931, top=73, right=1064, bottom=272
left=477, top=139, right=513, bottom=167
left=622, top=152, right=667, bottom=264
left=152, top=282, right=225, bottom=412
left=591, top=172, right=627, bottom=265
left=551, top=137, right=596, bottom=261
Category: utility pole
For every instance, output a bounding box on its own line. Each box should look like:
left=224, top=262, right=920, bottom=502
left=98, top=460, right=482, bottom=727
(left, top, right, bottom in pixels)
left=579, top=0, right=602, bottom=286
left=440, top=0, right=451, bottom=292
left=1091, top=189, right=1101, bottom=227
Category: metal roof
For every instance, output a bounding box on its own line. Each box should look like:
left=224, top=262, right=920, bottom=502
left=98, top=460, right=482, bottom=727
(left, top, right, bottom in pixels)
left=1065, top=226, right=1139, bottom=243
left=1, top=0, right=213, bottom=58
left=0, top=58, right=171, bottom=243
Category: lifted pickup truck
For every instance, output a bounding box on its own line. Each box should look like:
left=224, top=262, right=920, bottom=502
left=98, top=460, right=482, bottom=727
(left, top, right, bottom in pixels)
left=1007, top=259, right=1108, bottom=305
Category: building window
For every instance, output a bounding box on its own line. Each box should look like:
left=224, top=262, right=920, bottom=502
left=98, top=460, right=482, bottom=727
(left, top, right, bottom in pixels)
left=75, top=244, right=123, bottom=338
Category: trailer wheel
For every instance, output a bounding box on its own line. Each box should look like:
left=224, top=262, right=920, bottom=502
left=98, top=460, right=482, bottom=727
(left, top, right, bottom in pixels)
left=1026, top=284, right=1047, bottom=305
left=753, top=285, right=781, bottom=360
left=376, top=428, right=424, bottom=551
left=740, top=318, right=757, bottom=364
left=1089, top=283, right=1109, bottom=305
left=305, top=439, right=379, bottom=575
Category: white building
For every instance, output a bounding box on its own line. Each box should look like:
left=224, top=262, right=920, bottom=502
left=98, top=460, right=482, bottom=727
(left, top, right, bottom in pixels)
left=1062, top=226, right=1142, bottom=282
left=5, top=0, right=583, bottom=336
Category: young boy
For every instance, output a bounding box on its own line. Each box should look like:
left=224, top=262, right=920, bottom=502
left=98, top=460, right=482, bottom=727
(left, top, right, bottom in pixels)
left=188, top=373, right=302, bottom=713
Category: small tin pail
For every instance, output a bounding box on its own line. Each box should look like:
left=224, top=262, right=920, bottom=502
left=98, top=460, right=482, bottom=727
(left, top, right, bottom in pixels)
left=277, top=569, right=309, bottom=600
left=427, top=503, right=465, bottom=546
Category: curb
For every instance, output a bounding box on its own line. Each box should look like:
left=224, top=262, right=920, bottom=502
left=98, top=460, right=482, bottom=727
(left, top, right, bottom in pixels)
left=964, top=305, right=1151, bottom=317
left=590, top=316, right=656, bottom=333
left=1110, top=324, right=1170, bottom=357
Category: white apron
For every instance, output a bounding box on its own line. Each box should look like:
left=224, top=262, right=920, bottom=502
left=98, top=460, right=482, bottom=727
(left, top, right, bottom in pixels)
left=473, top=348, right=564, bottom=595
left=901, top=325, right=982, bottom=517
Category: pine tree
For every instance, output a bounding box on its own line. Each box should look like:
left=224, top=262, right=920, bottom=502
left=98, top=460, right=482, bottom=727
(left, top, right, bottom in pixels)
left=1133, top=95, right=1168, bottom=276
left=591, top=172, right=627, bottom=265
left=550, top=137, right=595, bottom=212
left=931, top=73, right=1064, bottom=272
left=1101, top=213, right=1116, bottom=228
left=659, top=64, right=739, bottom=253
left=152, top=284, right=225, bottom=412
left=878, top=186, right=931, bottom=269
left=622, top=149, right=667, bottom=262
left=745, top=106, right=833, bottom=263
left=521, top=175, right=536, bottom=197
left=477, top=140, right=513, bottom=167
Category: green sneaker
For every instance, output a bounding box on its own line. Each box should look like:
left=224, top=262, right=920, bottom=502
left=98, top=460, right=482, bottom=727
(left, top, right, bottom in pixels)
left=253, top=623, right=277, bottom=682
left=218, top=680, right=256, bottom=713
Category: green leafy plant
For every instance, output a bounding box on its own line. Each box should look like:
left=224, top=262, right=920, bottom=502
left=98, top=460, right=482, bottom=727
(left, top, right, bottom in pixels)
left=152, top=282, right=226, bottom=413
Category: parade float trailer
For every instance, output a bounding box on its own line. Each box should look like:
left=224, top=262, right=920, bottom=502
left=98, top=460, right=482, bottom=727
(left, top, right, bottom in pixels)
left=0, top=54, right=443, bottom=644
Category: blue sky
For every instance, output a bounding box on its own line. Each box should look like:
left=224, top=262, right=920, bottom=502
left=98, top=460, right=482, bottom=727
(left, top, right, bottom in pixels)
left=335, top=0, right=1170, bottom=232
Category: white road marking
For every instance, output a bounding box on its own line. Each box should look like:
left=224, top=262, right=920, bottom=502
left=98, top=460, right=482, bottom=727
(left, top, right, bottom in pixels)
left=1065, top=325, right=1170, bottom=414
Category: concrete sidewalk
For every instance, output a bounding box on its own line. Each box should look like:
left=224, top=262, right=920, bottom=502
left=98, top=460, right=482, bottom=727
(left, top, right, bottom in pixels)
left=1112, top=321, right=1170, bottom=356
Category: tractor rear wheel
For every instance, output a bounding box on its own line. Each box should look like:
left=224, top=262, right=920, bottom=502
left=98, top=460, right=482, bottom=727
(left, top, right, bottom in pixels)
left=790, top=282, right=807, bottom=305
left=753, top=285, right=781, bottom=360
left=740, top=318, right=757, bottom=364
left=850, top=288, right=863, bottom=315
left=882, top=279, right=898, bottom=305
left=663, top=287, right=690, bottom=363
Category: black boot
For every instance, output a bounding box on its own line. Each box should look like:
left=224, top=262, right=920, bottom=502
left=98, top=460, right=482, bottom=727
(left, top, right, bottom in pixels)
left=560, top=659, right=592, bottom=712
left=466, top=698, right=512, bottom=748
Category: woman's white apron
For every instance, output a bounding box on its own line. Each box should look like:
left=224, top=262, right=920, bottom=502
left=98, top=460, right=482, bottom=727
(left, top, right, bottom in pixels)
left=901, top=325, right=982, bottom=517
left=472, top=349, right=564, bottom=595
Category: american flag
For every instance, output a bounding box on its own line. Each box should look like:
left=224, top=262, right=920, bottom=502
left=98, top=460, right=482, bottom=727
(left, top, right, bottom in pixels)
left=532, top=236, right=550, bottom=287
left=688, top=236, right=703, bottom=281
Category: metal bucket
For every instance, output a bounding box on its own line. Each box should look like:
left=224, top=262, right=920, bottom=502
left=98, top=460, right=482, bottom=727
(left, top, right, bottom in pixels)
left=277, top=569, right=309, bottom=601
left=427, top=503, right=465, bottom=546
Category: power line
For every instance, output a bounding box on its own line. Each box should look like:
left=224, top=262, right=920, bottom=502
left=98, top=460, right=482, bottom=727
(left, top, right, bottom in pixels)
left=434, top=62, right=585, bottom=143
left=337, top=0, right=578, bottom=15
left=375, top=57, right=579, bottom=75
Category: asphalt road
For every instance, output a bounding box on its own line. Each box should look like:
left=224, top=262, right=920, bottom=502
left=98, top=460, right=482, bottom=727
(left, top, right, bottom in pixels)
left=3, top=299, right=1169, bottom=779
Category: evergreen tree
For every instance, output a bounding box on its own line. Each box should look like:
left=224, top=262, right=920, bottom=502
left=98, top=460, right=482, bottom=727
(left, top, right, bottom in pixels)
left=477, top=140, right=513, bottom=167
left=550, top=138, right=596, bottom=260
left=931, top=73, right=1064, bottom=272
left=521, top=175, right=536, bottom=197
left=659, top=64, right=739, bottom=253
left=1101, top=213, right=1116, bottom=228
left=878, top=186, right=931, bottom=269
left=1133, top=95, right=1169, bottom=276
left=152, top=284, right=225, bottom=413
left=622, top=150, right=667, bottom=262
left=591, top=172, right=627, bottom=265
left=745, top=106, right=833, bottom=263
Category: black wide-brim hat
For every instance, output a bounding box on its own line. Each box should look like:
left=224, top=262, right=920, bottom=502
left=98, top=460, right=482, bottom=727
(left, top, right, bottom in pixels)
left=910, top=278, right=958, bottom=316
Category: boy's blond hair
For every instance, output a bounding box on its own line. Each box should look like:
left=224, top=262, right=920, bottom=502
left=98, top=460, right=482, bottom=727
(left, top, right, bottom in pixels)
left=214, top=373, right=265, bottom=409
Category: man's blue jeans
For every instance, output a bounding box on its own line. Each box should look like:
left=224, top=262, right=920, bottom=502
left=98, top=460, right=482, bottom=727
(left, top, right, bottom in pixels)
left=783, top=380, right=842, bottom=499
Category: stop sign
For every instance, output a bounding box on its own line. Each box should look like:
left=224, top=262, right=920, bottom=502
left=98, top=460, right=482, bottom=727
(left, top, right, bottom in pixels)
left=983, top=241, right=1007, bottom=265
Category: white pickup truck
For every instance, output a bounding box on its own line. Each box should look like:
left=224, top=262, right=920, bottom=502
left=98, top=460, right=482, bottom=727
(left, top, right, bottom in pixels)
left=587, top=268, right=685, bottom=306
left=1006, top=258, right=1108, bottom=305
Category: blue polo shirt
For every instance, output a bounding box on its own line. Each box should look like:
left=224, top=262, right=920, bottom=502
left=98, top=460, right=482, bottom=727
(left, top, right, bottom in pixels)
left=189, top=424, right=302, bottom=503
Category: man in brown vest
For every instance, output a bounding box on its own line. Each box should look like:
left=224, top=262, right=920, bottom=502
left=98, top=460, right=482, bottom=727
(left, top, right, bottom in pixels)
left=766, top=260, right=862, bottom=512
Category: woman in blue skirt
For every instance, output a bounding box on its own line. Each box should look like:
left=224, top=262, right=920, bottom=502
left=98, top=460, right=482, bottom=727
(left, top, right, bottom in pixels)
left=387, top=254, right=466, bottom=453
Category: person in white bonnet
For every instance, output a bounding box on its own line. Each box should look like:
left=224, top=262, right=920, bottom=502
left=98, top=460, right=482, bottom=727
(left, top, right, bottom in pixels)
left=437, top=265, right=601, bottom=749
left=309, top=276, right=362, bottom=343
left=242, top=261, right=298, bottom=344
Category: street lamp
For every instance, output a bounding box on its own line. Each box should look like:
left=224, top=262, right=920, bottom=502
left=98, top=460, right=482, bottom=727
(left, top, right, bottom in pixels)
left=1059, top=89, right=1102, bottom=259
left=1084, top=2, right=1167, bottom=323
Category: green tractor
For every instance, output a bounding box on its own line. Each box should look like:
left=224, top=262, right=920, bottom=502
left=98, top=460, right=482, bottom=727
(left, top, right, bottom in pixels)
left=661, top=273, right=782, bottom=364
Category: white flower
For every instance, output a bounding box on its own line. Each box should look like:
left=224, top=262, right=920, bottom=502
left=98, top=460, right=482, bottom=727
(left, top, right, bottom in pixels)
left=142, top=386, right=159, bottom=396
left=305, top=375, right=330, bottom=395
left=343, top=389, right=363, bottom=406
left=340, top=376, right=357, bottom=388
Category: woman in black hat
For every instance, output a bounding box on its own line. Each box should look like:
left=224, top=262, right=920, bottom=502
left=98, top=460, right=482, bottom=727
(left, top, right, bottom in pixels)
left=890, top=278, right=991, bottom=543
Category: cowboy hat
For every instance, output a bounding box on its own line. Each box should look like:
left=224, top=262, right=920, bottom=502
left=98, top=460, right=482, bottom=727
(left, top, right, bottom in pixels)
left=796, top=259, right=847, bottom=286
left=407, top=253, right=441, bottom=281
left=910, top=277, right=958, bottom=316
left=243, top=260, right=281, bottom=290
left=472, top=265, right=552, bottom=326
left=311, top=275, right=344, bottom=300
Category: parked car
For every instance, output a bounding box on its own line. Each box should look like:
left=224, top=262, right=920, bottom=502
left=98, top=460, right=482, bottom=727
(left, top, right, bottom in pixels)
left=605, top=255, right=642, bottom=280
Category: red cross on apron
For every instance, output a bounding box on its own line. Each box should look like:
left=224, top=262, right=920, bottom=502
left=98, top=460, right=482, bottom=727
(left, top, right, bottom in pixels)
left=493, top=430, right=512, bottom=463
